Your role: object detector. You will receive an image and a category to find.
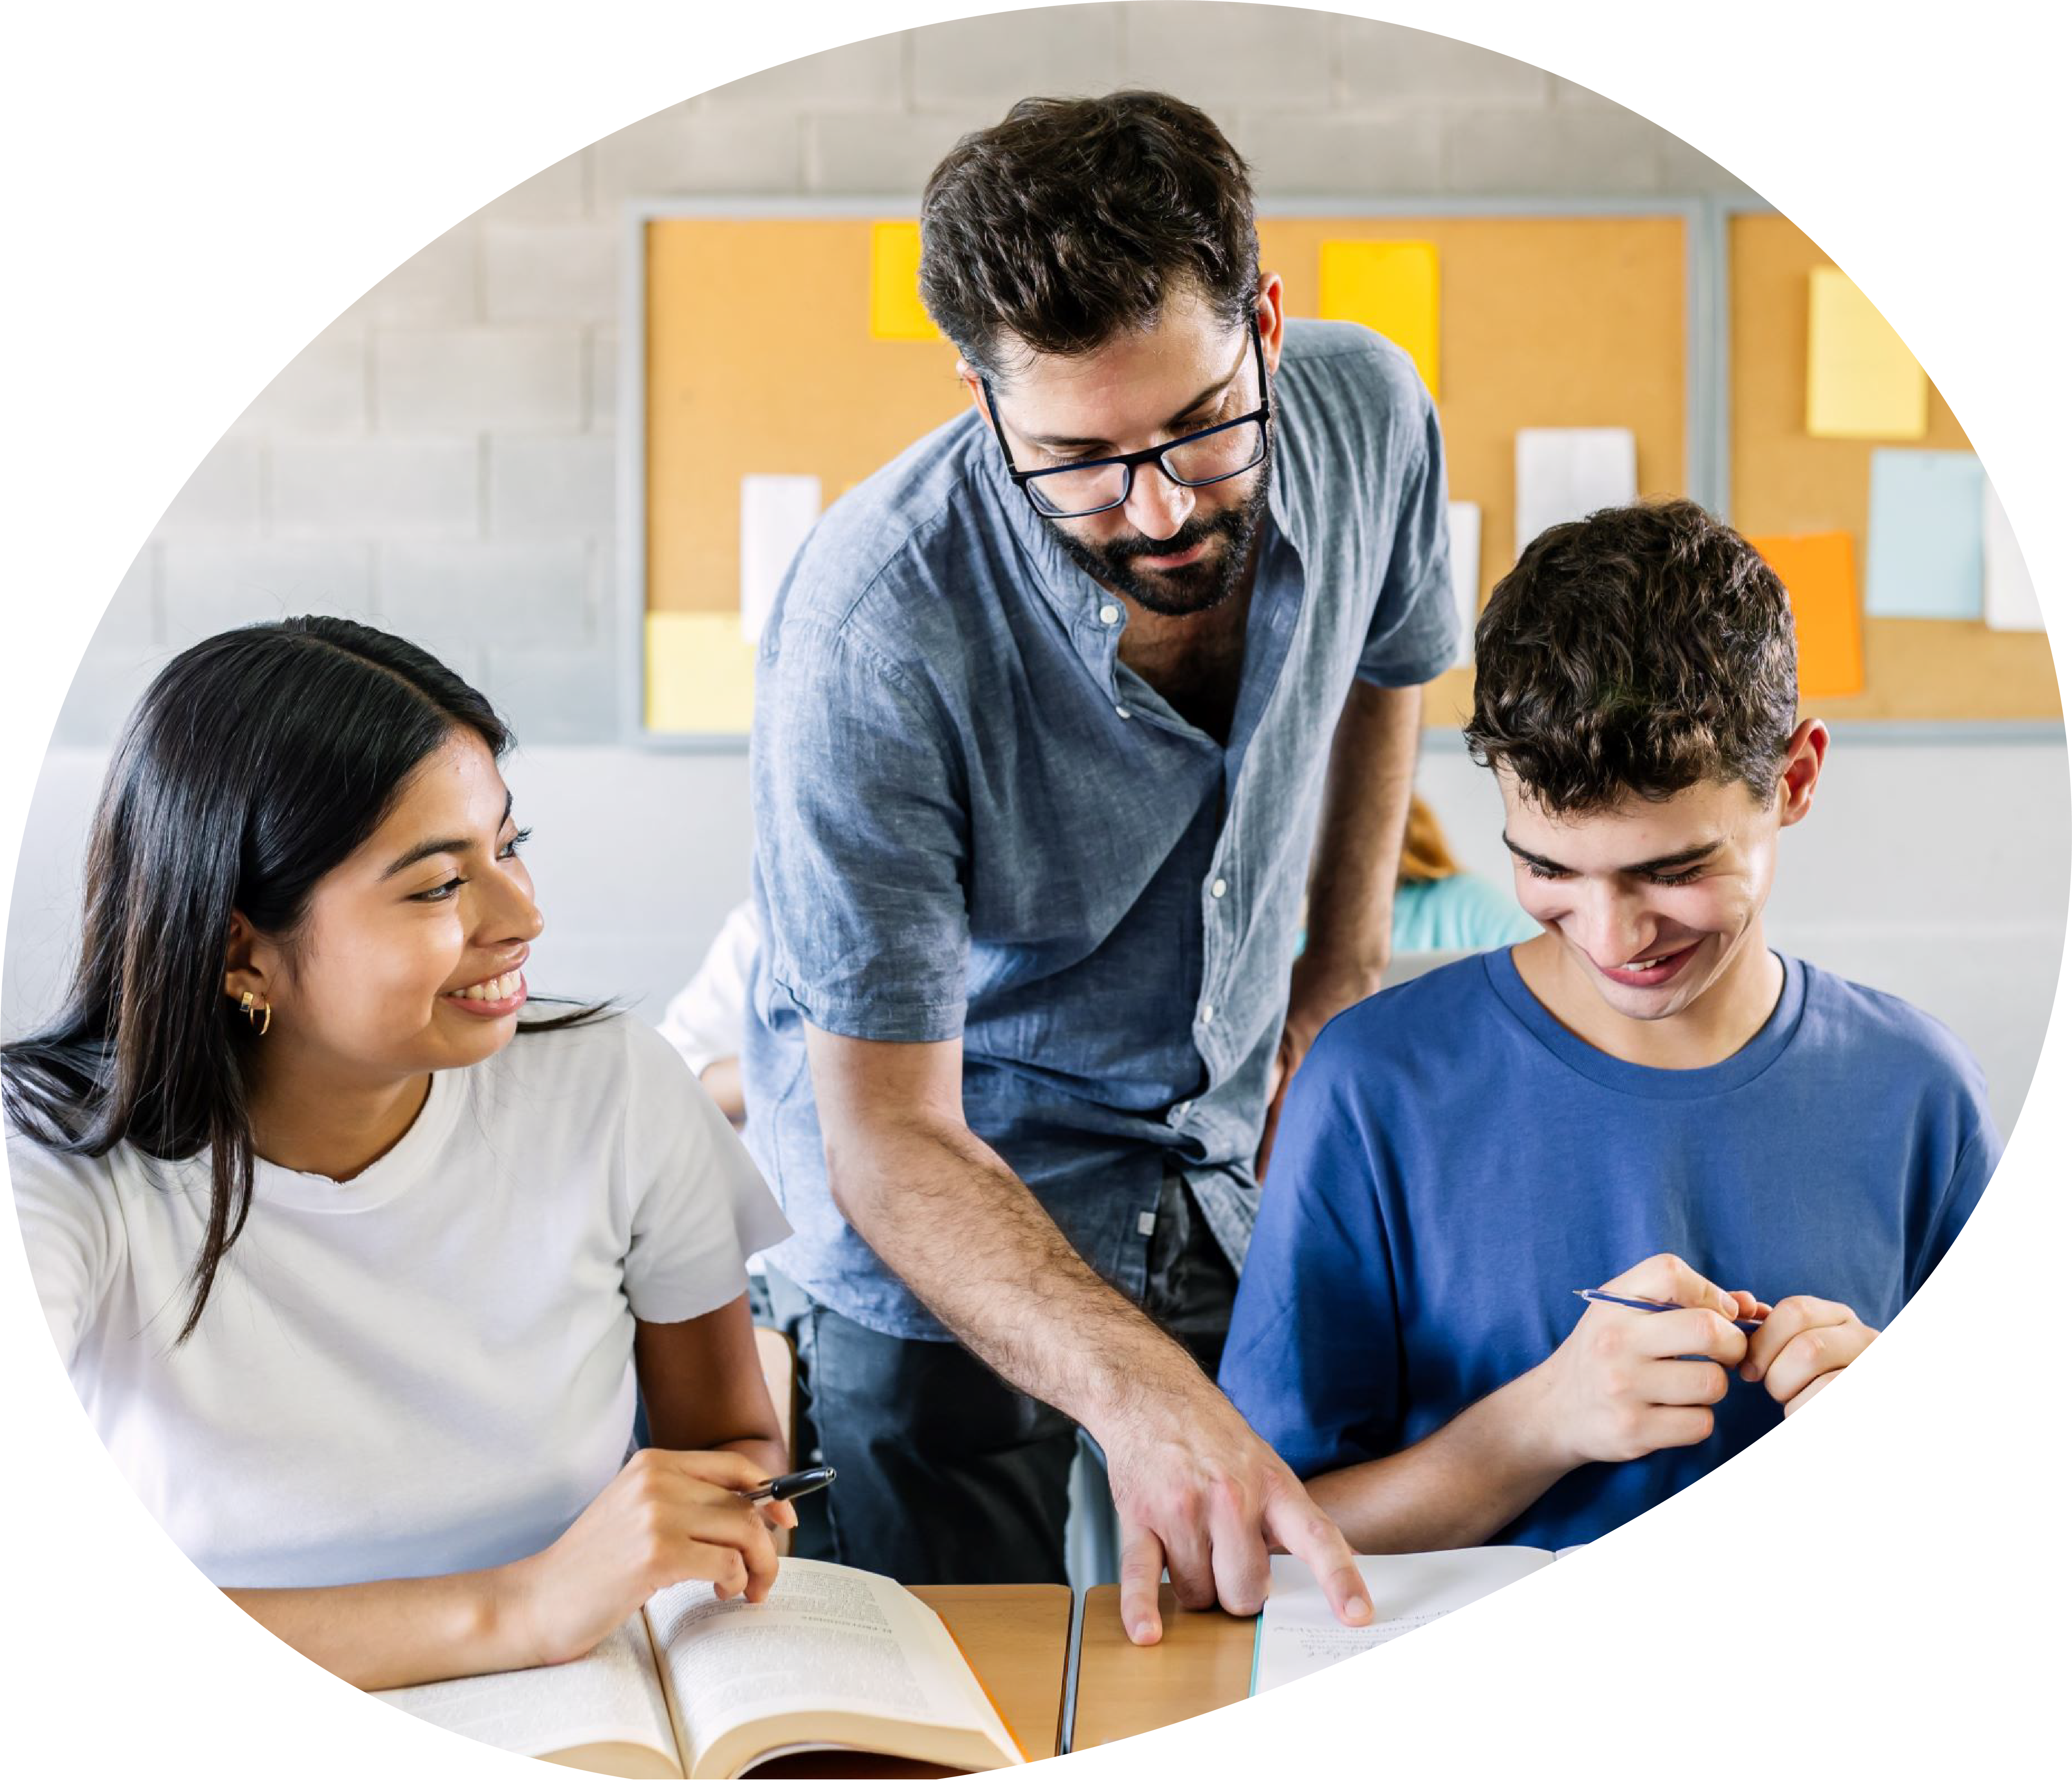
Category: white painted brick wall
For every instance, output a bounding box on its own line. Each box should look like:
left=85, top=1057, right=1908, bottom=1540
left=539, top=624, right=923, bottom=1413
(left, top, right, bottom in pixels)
left=375, top=538, right=592, bottom=645
left=375, top=329, right=584, bottom=432
left=909, top=6, right=1125, bottom=111
left=1236, top=107, right=1445, bottom=193
left=162, top=540, right=376, bottom=638
left=1121, top=3, right=1338, bottom=109
left=1339, top=19, right=1550, bottom=105
left=151, top=438, right=265, bottom=536
left=337, top=223, right=480, bottom=327
left=483, top=224, right=620, bottom=324
left=59, top=6, right=1759, bottom=750
left=586, top=329, right=617, bottom=435
left=804, top=108, right=997, bottom=193
left=224, top=333, right=369, bottom=436
left=272, top=439, right=480, bottom=535
left=489, top=436, right=615, bottom=536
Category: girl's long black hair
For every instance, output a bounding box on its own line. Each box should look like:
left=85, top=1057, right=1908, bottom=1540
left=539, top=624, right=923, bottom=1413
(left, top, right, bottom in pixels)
left=2, top=616, right=596, bottom=1342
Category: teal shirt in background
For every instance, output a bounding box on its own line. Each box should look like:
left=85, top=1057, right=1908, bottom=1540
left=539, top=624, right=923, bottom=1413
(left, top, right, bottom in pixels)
left=1299, top=872, right=1538, bottom=960
left=1391, top=873, right=1538, bottom=954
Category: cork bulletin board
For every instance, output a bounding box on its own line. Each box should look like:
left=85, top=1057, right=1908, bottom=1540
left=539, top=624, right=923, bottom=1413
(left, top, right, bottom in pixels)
left=625, top=199, right=2055, bottom=742
left=1726, top=210, right=2060, bottom=722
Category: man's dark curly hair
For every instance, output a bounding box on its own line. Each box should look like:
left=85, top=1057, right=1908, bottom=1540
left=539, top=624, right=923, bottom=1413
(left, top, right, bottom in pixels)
left=917, top=90, right=1260, bottom=381
left=1464, top=498, right=1799, bottom=814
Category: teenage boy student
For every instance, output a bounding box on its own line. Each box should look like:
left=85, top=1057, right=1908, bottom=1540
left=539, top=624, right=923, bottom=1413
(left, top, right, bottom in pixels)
left=747, top=90, right=1457, bottom=1638
left=1219, top=498, right=2000, bottom=1551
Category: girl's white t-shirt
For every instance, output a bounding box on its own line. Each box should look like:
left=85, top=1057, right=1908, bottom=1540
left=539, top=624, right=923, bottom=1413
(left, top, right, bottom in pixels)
left=7, top=1012, right=790, bottom=1590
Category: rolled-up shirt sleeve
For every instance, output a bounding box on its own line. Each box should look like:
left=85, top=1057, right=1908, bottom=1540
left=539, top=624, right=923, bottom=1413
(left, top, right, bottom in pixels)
left=1356, top=351, right=1459, bottom=688
left=751, top=617, right=971, bottom=1044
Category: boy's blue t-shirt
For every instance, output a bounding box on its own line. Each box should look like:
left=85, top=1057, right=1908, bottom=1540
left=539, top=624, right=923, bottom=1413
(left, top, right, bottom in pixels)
left=1218, top=949, right=2000, bottom=1551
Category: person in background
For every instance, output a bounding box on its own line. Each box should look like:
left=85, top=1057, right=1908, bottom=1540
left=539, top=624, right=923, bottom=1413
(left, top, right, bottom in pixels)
left=5, top=619, right=795, bottom=1692
left=1219, top=499, right=1998, bottom=1552
left=659, top=900, right=757, bottom=1126
left=1390, top=794, right=1538, bottom=954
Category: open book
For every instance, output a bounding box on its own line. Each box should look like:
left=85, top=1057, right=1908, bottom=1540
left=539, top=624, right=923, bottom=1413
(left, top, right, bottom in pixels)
left=375, top=1558, right=1026, bottom=1778
left=1253, top=1545, right=1580, bottom=1695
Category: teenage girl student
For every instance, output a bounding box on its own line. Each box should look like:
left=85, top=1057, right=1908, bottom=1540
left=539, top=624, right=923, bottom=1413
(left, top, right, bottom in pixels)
left=3, top=618, right=797, bottom=1692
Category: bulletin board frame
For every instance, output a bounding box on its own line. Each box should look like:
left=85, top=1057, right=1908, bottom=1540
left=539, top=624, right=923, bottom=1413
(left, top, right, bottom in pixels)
left=1713, top=197, right=2061, bottom=737
left=617, top=194, right=2059, bottom=750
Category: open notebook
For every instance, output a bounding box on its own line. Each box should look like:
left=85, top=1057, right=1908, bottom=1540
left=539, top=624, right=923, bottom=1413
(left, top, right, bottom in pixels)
left=1253, top=1546, right=1580, bottom=1695
left=376, top=1558, right=1025, bottom=1778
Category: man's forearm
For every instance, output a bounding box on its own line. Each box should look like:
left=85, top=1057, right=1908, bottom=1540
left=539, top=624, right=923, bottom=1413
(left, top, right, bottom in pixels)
left=1304, top=1369, right=1572, bottom=1553
left=824, top=1108, right=1209, bottom=1432
left=1303, top=679, right=1422, bottom=975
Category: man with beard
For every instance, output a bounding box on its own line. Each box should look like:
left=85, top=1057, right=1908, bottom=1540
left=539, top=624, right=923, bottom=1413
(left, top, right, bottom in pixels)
left=744, top=91, right=1456, bottom=1642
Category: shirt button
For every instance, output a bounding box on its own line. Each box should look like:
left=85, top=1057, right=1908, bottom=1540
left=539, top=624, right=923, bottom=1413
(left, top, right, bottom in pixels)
left=1137, top=1210, right=1158, bottom=1238
left=1115, top=705, right=1131, bottom=720
left=1099, top=604, right=1121, bottom=626
left=1200, top=1003, right=1216, bottom=1024
left=1210, top=877, right=1228, bottom=899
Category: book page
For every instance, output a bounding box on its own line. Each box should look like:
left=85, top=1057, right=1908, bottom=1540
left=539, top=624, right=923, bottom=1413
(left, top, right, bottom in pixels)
left=647, top=1558, right=1016, bottom=1768
left=374, top=1613, right=678, bottom=1769
left=1253, top=1548, right=1553, bottom=1695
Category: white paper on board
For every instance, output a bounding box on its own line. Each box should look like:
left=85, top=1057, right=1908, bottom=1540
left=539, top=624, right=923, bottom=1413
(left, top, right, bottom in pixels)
left=1982, top=480, right=2044, bottom=631
left=1514, top=428, right=1638, bottom=555
left=740, top=474, right=824, bottom=643
left=1448, top=500, right=1481, bottom=668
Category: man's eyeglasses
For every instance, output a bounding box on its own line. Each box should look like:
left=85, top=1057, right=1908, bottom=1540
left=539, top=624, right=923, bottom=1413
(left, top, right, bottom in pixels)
left=982, top=318, right=1271, bottom=520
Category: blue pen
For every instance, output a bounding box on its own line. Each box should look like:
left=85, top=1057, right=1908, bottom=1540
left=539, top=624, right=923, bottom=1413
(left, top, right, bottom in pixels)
left=1573, top=1288, right=1763, bottom=1334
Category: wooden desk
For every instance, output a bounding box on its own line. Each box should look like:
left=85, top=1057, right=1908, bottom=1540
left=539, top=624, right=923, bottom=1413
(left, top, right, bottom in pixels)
left=1069, top=1586, right=1255, bottom=1751
left=748, top=1585, right=1071, bottom=1776
left=917, top=1585, right=1071, bottom=1764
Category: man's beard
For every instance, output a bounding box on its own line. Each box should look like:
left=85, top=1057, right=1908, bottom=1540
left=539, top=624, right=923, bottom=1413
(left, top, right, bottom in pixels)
left=1040, top=442, right=1274, bottom=618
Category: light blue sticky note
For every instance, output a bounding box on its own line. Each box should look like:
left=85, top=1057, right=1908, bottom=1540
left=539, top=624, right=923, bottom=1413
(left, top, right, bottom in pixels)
left=1865, top=449, right=1985, bottom=619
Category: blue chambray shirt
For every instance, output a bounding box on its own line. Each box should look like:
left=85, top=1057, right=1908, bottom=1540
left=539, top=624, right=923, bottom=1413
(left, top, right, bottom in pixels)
left=743, top=319, right=1457, bottom=1341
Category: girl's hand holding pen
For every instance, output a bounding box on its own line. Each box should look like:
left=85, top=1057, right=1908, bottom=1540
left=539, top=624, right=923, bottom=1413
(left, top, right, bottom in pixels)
left=497, top=1449, right=792, bottom=1670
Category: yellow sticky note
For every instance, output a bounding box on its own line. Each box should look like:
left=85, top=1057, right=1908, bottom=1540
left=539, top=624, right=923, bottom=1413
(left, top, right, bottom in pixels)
left=1318, top=240, right=1439, bottom=394
left=869, top=221, right=940, bottom=342
left=647, top=612, right=759, bottom=734
left=1750, top=530, right=1864, bottom=700
left=1806, top=268, right=1927, bottom=439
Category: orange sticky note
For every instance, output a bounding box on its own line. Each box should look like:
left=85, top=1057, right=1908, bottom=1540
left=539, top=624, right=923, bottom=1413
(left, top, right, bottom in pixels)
left=869, top=221, right=940, bottom=342
left=1318, top=240, right=1439, bottom=394
left=1750, top=531, right=1864, bottom=700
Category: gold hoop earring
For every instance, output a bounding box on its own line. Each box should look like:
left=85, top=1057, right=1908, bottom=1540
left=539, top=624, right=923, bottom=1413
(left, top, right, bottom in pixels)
left=238, top=991, right=273, bottom=1037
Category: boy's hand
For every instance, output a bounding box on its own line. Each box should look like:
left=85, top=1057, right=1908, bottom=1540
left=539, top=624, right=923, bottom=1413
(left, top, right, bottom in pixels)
left=1739, top=1295, right=1878, bottom=1414
left=1526, top=1253, right=1750, bottom=1471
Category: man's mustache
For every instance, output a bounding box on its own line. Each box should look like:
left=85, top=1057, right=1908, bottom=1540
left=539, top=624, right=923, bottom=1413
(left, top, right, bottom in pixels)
left=1105, top=511, right=1233, bottom=567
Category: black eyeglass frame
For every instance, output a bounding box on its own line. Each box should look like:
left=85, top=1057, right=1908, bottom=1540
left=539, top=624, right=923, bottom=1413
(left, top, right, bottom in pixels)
left=980, top=316, right=1273, bottom=519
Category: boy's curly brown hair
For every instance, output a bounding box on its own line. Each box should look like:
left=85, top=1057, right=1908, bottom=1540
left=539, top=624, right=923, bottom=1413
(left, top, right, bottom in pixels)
left=1465, top=498, right=1799, bottom=814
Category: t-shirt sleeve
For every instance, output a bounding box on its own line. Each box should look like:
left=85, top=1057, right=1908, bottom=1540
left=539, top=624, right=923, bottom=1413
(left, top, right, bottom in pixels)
left=1908, top=1108, right=2003, bottom=1294
left=751, top=618, right=970, bottom=1043
left=6, top=1132, right=120, bottom=1368
left=1356, top=355, right=1460, bottom=688
left=618, top=1024, right=792, bottom=1324
left=1217, top=1027, right=1405, bottom=1478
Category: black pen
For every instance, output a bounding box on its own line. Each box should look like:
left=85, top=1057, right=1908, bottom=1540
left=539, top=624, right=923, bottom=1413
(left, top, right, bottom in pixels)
left=743, top=1465, right=837, bottom=1506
